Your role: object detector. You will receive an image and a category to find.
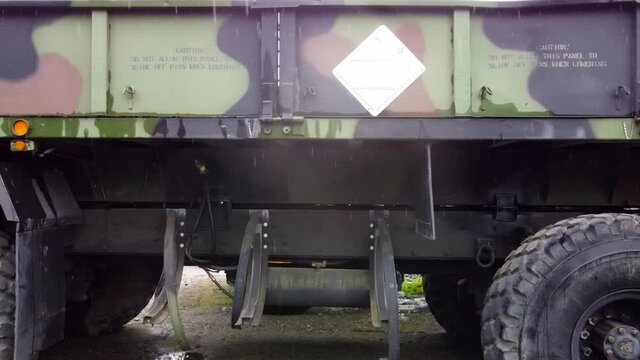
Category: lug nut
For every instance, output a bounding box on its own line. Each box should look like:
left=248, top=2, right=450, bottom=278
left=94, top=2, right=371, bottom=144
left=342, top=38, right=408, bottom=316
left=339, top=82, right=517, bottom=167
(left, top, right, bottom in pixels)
left=606, top=349, right=614, bottom=357
left=608, top=335, right=616, bottom=343
left=588, top=318, right=597, bottom=326
left=619, top=327, right=625, bottom=335
left=581, top=331, right=590, bottom=340
left=582, top=347, right=592, bottom=357
left=632, top=329, right=639, bottom=336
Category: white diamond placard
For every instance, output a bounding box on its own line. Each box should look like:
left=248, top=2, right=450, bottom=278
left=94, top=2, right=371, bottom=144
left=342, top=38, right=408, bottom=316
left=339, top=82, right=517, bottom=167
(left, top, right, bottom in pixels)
left=332, top=25, right=426, bottom=117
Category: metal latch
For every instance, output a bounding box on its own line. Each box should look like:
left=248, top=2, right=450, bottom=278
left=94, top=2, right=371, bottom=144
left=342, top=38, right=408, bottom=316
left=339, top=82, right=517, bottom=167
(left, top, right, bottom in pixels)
left=123, top=85, right=135, bottom=110
left=616, top=85, right=631, bottom=111
left=480, top=86, right=493, bottom=111
left=494, top=193, right=517, bottom=222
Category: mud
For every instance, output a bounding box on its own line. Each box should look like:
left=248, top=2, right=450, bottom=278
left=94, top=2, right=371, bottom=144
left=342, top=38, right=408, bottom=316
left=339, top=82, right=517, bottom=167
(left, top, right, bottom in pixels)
left=40, top=267, right=481, bottom=360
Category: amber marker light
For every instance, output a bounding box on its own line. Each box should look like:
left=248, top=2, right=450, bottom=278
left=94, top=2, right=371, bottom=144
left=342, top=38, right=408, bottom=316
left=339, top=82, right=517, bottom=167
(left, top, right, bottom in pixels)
left=11, top=119, right=30, bottom=137
left=12, top=140, right=27, bottom=152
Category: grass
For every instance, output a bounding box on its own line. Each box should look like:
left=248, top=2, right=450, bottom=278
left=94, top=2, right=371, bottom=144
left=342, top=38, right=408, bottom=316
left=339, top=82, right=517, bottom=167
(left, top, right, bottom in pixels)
left=401, top=276, right=423, bottom=297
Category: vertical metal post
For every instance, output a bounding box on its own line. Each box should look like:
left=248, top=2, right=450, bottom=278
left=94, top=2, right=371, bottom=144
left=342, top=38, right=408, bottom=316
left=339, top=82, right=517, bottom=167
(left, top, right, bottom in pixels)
left=278, top=9, right=297, bottom=120
left=91, top=10, right=109, bottom=115
left=415, top=144, right=436, bottom=240
left=453, top=9, right=472, bottom=116
left=260, top=11, right=278, bottom=121
left=370, top=211, right=399, bottom=360
left=163, top=209, right=189, bottom=350
left=635, top=6, right=640, bottom=116
left=232, top=211, right=269, bottom=328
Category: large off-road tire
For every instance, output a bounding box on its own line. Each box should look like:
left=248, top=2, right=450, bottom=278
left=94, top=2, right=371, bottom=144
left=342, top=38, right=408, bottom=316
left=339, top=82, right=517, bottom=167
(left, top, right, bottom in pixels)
left=0, top=233, right=15, bottom=360
left=482, top=214, right=640, bottom=360
left=65, top=256, right=162, bottom=336
left=423, top=274, right=484, bottom=343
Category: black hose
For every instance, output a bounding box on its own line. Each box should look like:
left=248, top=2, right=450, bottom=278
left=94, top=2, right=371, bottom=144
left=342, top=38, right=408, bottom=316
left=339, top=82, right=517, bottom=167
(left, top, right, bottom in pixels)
left=184, top=171, right=237, bottom=271
left=201, top=267, right=233, bottom=298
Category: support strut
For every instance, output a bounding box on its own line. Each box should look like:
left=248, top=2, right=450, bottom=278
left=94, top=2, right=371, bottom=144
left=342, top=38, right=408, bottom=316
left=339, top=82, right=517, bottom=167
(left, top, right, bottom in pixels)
left=232, top=210, right=269, bottom=328
left=141, top=209, right=189, bottom=349
left=369, top=211, right=400, bottom=360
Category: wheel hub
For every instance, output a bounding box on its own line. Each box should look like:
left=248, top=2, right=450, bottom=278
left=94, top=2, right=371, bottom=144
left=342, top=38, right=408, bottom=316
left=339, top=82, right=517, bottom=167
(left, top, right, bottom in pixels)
left=592, top=321, right=640, bottom=359
left=574, top=292, right=640, bottom=360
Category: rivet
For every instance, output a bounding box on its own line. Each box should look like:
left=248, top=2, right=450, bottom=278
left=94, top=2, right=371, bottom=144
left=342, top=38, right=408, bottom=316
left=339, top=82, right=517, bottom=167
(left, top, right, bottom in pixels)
left=369, top=246, right=374, bottom=251
left=263, top=244, right=268, bottom=249
left=179, top=232, right=184, bottom=237
left=263, top=222, right=268, bottom=228
left=179, top=243, right=184, bottom=248
left=369, top=234, right=374, bottom=239
left=263, top=233, right=268, bottom=238
left=179, top=221, right=185, bottom=226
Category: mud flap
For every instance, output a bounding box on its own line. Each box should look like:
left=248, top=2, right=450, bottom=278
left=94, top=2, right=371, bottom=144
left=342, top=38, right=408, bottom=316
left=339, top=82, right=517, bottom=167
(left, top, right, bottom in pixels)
left=15, top=229, right=65, bottom=360
left=370, top=211, right=400, bottom=360
left=0, top=164, right=81, bottom=360
left=139, top=209, right=189, bottom=349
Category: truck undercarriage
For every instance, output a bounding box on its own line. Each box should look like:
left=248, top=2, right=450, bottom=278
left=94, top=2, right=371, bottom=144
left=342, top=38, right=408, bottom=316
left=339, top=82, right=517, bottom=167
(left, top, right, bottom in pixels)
left=2, top=1, right=640, bottom=359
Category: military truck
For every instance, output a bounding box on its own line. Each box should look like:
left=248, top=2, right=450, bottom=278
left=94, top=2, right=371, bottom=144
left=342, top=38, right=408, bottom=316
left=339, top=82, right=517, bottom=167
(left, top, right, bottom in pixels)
left=0, top=0, right=639, bottom=359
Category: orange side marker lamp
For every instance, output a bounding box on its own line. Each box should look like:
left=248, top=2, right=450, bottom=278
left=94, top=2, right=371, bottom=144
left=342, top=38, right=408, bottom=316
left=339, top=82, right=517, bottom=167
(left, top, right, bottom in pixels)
left=10, top=140, right=34, bottom=152
left=11, top=119, right=30, bottom=137
left=9, top=119, right=35, bottom=152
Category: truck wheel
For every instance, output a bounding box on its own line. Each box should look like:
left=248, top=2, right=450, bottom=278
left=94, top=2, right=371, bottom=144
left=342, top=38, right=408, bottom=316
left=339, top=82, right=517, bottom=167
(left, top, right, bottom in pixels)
left=482, top=214, right=640, bottom=360
left=423, top=274, right=482, bottom=343
left=65, top=256, right=162, bottom=336
left=0, top=233, right=15, bottom=360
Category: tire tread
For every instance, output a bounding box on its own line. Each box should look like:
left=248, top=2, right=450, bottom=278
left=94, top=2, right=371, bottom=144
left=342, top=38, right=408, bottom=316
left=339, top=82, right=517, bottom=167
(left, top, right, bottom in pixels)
left=481, top=213, right=640, bottom=360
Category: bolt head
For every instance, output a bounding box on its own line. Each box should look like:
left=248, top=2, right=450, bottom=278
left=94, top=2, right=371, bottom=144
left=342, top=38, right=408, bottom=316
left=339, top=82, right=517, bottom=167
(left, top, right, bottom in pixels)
left=369, top=245, right=374, bottom=251
left=179, top=232, right=185, bottom=237
left=619, top=327, right=626, bottom=335
left=581, top=331, right=590, bottom=340
left=369, top=234, right=374, bottom=240
left=583, top=347, right=592, bottom=357
left=179, top=221, right=185, bottom=226
left=263, top=233, right=268, bottom=238
left=179, top=243, right=184, bottom=248
left=608, top=335, right=616, bottom=343
left=370, top=223, right=374, bottom=228
left=632, top=329, right=639, bottom=336
left=263, top=222, right=268, bottom=228
left=263, top=244, right=268, bottom=249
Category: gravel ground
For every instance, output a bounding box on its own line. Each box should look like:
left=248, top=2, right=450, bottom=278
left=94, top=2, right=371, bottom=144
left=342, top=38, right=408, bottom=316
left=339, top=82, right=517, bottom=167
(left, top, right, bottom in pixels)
left=40, top=267, right=482, bottom=360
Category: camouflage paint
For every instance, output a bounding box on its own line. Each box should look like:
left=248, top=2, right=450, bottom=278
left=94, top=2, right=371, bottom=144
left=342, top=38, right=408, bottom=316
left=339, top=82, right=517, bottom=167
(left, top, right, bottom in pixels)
left=0, top=13, right=91, bottom=115
left=0, top=2, right=638, bottom=140
left=472, top=6, right=634, bottom=116
left=0, top=0, right=627, bottom=9
left=0, top=117, right=638, bottom=141
left=109, top=10, right=260, bottom=116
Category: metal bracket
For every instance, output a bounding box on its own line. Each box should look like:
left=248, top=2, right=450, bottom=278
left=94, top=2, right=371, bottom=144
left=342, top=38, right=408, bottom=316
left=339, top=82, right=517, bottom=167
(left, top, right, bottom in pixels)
left=369, top=211, right=399, bottom=360
left=232, top=210, right=269, bottom=328
left=415, top=144, right=436, bottom=240
left=162, top=209, right=189, bottom=349
left=495, top=193, right=517, bottom=222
